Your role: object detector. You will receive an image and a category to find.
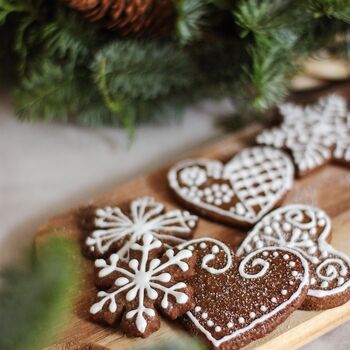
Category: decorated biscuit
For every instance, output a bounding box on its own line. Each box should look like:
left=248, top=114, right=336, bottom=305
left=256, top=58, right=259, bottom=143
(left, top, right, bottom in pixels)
left=90, top=233, right=196, bottom=338
left=256, top=94, right=350, bottom=177
left=168, top=147, right=294, bottom=227
left=178, top=238, right=309, bottom=350
left=237, top=205, right=350, bottom=310
left=81, top=196, right=198, bottom=259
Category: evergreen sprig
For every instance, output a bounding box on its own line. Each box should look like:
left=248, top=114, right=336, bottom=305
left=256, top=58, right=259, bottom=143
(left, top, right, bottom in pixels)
left=0, top=235, right=79, bottom=350
left=1, top=0, right=350, bottom=129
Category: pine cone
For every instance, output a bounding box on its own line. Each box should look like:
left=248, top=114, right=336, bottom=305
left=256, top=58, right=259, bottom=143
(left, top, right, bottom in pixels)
left=67, top=0, right=176, bottom=38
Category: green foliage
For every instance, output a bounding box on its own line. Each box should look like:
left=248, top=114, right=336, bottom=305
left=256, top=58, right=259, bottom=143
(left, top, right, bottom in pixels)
left=0, top=235, right=79, bottom=350
left=1, top=0, right=350, bottom=129
left=175, top=0, right=209, bottom=44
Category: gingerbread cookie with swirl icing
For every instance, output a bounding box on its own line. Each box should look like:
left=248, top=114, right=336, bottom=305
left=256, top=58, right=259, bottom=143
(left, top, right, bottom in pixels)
left=237, top=204, right=350, bottom=310
left=168, top=147, right=294, bottom=227
left=177, top=238, right=309, bottom=350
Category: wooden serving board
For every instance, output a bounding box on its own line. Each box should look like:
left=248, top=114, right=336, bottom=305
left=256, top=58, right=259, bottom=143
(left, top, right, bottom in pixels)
left=35, top=120, right=350, bottom=350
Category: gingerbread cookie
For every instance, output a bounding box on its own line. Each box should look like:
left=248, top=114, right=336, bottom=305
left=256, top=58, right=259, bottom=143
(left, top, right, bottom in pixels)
left=82, top=196, right=198, bottom=259
left=168, top=147, right=294, bottom=227
left=177, top=238, right=309, bottom=349
left=256, top=94, right=350, bottom=177
left=90, top=233, right=196, bottom=338
left=237, top=205, right=350, bottom=310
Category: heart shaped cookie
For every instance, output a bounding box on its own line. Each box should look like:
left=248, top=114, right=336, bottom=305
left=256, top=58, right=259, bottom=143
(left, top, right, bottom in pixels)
left=168, top=147, right=294, bottom=227
left=177, top=238, right=309, bottom=349
left=237, top=205, right=350, bottom=310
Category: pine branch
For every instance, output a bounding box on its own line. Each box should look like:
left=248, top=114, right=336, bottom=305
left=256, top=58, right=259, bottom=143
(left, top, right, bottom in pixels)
left=305, top=0, right=350, bottom=23
left=93, top=40, right=196, bottom=102
left=175, top=0, right=209, bottom=44
left=0, top=235, right=79, bottom=350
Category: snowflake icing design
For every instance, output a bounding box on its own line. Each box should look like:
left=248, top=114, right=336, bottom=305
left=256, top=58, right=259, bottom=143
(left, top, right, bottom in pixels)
left=257, top=94, right=350, bottom=176
left=90, top=233, right=195, bottom=337
left=85, top=196, right=198, bottom=259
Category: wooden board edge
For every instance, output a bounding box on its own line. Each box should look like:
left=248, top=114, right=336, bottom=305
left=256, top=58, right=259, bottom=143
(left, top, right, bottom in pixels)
left=256, top=301, right=350, bottom=350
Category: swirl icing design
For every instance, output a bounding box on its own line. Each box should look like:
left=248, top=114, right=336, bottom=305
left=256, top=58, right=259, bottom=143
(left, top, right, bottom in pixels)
left=90, top=233, right=196, bottom=337
left=84, top=196, right=198, bottom=259
left=257, top=94, right=350, bottom=176
left=237, top=205, right=350, bottom=304
left=168, top=147, right=294, bottom=226
left=180, top=239, right=309, bottom=349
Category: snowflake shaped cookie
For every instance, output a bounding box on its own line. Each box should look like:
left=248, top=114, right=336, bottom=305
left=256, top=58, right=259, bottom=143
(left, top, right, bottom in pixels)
left=83, top=196, right=198, bottom=259
left=90, top=233, right=196, bottom=338
left=257, top=94, right=350, bottom=176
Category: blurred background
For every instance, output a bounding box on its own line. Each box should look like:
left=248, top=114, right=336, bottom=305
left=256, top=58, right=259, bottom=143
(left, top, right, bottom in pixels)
left=1, top=1, right=350, bottom=349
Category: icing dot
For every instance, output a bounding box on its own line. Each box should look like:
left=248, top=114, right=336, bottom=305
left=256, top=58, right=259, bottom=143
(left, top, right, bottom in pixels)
left=289, top=261, right=296, bottom=267
left=206, top=196, right=214, bottom=203
left=321, top=281, right=329, bottom=289
left=273, top=252, right=279, bottom=257
left=204, top=188, right=212, bottom=196
left=260, top=305, right=267, bottom=312
left=263, top=251, right=269, bottom=257
left=238, top=317, right=245, bottom=324
left=227, top=322, right=233, bottom=328
left=271, top=297, right=277, bottom=303
left=311, top=257, right=319, bottom=264
left=256, top=241, right=264, bottom=249
left=207, top=320, right=214, bottom=327
left=202, top=312, right=208, bottom=319
left=283, top=254, right=289, bottom=260
left=308, top=246, right=317, bottom=254
left=249, top=312, right=256, bottom=319
left=264, top=226, right=273, bottom=235
left=281, top=289, right=287, bottom=295
left=188, top=220, right=196, bottom=228
left=212, top=245, right=219, bottom=254
left=292, top=271, right=298, bottom=277
left=214, top=199, right=223, bottom=206
left=212, top=184, right=220, bottom=191
left=200, top=243, right=207, bottom=249
left=310, top=278, right=316, bottom=285
left=195, top=306, right=201, bottom=312
left=289, top=281, right=294, bottom=285
left=318, top=219, right=326, bottom=227
left=282, top=223, right=292, bottom=231
left=215, top=326, right=222, bottom=332
left=188, top=245, right=194, bottom=251
left=321, top=251, right=328, bottom=258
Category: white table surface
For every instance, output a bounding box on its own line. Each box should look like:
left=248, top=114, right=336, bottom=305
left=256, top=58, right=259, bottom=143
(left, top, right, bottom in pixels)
left=0, top=93, right=349, bottom=349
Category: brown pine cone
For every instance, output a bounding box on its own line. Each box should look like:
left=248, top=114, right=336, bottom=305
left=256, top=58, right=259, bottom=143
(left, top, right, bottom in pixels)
left=67, top=0, right=176, bottom=38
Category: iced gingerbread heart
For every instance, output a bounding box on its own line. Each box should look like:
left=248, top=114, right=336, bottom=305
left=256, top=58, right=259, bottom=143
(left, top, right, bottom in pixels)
left=90, top=233, right=197, bottom=338
left=168, top=147, right=294, bottom=227
left=237, top=205, right=350, bottom=310
left=178, top=238, right=309, bottom=350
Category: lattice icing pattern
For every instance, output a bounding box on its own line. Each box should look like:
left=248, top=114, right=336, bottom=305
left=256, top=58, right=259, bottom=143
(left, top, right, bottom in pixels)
left=257, top=94, right=350, bottom=176
left=168, top=147, right=294, bottom=226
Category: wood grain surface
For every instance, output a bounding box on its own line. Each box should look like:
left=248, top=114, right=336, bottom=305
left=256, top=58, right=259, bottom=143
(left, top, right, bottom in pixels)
left=36, top=86, right=350, bottom=350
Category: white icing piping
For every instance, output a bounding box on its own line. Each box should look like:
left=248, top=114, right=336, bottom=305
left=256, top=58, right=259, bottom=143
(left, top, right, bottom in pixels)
left=186, top=246, right=309, bottom=348
left=177, top=237, right=232, bottom=274
left=167, top=147, right=294, bottom=224
left=237, top=204, right=350, bottom=299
